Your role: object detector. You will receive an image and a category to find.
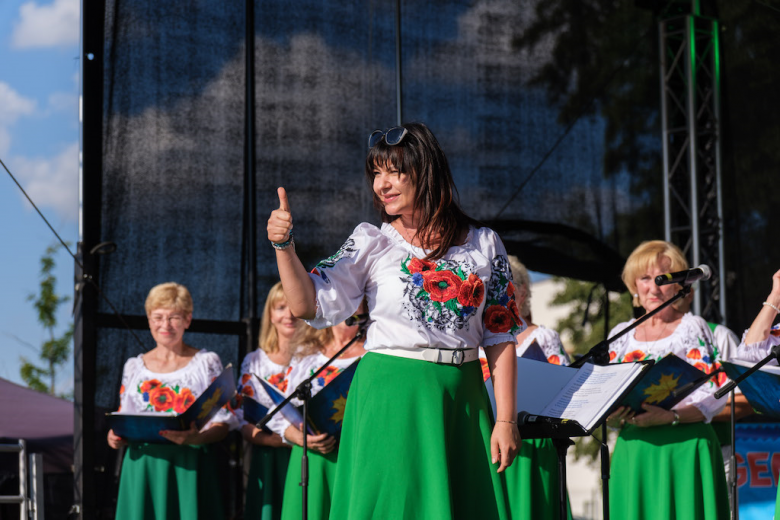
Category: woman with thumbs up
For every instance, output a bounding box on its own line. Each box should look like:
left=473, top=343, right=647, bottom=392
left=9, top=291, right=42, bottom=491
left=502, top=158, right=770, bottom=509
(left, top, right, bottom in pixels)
left=267, top=122, right=522, bottom=520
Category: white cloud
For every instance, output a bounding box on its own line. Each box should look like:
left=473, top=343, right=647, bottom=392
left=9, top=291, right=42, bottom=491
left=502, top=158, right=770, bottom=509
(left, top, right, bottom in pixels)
left=0, top=82, right=36, bottom=124
left=0, top=128, right=10, bottom=157
left=12, top=0, right=80, bottom=49
left=11, top=142, right=79, bottom=222
left=48, top=91, right=78, bottom=113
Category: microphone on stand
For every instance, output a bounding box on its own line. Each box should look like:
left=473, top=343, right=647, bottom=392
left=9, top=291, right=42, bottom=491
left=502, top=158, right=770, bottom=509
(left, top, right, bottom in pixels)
left=517, top=411, right=570, bottom=426
left=655, top=265, right=711, bottom=286
left=345, top=313, right=371, bottom=326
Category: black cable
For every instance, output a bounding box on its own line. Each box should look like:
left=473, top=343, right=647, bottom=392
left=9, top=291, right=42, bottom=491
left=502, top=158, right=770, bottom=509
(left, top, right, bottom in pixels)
left=1, top=156, right=147, bottom=350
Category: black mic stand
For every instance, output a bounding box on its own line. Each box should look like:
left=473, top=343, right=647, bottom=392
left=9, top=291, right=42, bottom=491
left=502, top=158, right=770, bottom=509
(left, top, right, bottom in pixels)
left=714, top=344, right=780, bottom=520
left=256, top=321, right=368, bottom=520
left=569, top=284, right=692, bottom=520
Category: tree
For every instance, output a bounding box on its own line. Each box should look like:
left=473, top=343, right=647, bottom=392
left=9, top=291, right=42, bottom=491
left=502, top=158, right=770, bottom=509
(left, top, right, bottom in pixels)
left=549, top=277, right=634, bottom=462
left=20, top=244, right=73, bottom=397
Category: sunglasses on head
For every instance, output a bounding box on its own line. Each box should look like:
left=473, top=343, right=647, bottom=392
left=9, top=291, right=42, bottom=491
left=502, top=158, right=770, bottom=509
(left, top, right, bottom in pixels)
left=368, top=126, right=408, bottom=148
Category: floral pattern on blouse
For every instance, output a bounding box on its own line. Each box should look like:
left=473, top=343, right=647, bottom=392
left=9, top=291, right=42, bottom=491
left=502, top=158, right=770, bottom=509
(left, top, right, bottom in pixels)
left=399, top=255, right=483, bottom=332
left=311, top=238, right=358, bottom=283
left=483, top=255, right=524, bottom=335
left=517, top=326, right=571, bottom=366
left=236, top=349, right=298, bottom=430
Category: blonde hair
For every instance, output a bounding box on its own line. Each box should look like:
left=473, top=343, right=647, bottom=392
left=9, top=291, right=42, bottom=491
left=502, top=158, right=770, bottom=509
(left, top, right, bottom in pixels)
left=508, top=255, right=531, bottom=318
left=258, top=282, right=293, bottom=354
left=622, top=240, right=688, bottom=308
left=145, top=282, right=193, bottom=315
left=291, top=326, right=331, bottom=358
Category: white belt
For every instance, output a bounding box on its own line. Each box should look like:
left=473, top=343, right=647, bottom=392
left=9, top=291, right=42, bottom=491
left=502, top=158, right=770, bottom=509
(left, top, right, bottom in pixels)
left=371, top=346, right=479, bottom=366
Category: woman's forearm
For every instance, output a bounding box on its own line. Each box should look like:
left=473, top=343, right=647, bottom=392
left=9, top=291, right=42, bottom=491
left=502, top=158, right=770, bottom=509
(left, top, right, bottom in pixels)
left=485, top=341, right=518, bottom=422
left=276, top=248, right=317, bottom=319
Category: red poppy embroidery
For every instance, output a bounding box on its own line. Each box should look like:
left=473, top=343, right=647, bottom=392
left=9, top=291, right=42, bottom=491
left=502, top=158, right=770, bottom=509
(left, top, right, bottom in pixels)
left=140, top=379, right=162, bottom=394
left=457, top=274, right=485, bottom=307
left=609, top=351, right=617, bottom=361
left=119, top=384, right=125, bottom=395
left=507, top=281, right=516, bottom=298
left=149, top=386, right=176, bottom=412
left=623, top=350, right=646, bottom=363
left=484, top=305, right=514, bottom=334
left=241, top=385, right=255, bottom=397
left=423, top=270, right=463, bottom=302
left=408, top=257, right=437, bottom=274
left=174, top=388, right=196, bottom=414
left=507, top=298, right=522, bottom=326
left=241, top=373, right=251, bottom=385
left=694, top=361, right=709, bottom=373
left=548, top=355, right=561, bottom=365
left=686, top=348, right=702, bottom=360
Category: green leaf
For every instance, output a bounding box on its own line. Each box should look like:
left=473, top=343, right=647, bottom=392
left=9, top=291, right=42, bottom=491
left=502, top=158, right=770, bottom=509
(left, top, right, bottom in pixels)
left=445, top=299, right=460, bottom=313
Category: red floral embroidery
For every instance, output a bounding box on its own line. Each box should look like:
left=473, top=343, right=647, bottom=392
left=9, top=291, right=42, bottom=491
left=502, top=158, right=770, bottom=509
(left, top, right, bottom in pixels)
left=318, top=366, right=342, bottom=386
left=457, top=274, right=485, bottom=307
left=694, top=361, right=709, bottom=373
left=408, top=257, right=437, bottom=274
left=507, top=298, right=522, bottom=326
left=241, top=373, right=251, bottom=385
left=174, top=388, right=196, bottom=414
left=547, top=355, right=561, bottom=365
left=484, top=305, right=514, bottom=333
left=686, top=348, right=702, bottom=360
left=609, top=351, right=617, bottom=362
left=241, top=385, right=255, bottom=397
left=423, top=270, right=463, bottom=302
left=710, top=362, right=727, bottom=387
left=119, top=384, right=125, bottom=395
left=149, top=386, right=176, bottom=412
left=479, top=358, right=490, bottom=382
left=623, top=350, right=646, bottom=363
left=507, top=281, right=516, bottom=298
left=140, top=379, right=162, bottom=394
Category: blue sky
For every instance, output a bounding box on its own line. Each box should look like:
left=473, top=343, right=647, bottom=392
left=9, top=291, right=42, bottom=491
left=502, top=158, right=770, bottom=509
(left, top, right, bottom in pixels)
left=0, top=0, right=79, bottom=395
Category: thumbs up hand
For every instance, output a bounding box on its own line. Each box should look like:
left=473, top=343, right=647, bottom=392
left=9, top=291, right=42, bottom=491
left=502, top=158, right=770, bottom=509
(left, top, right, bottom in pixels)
left=268, top=187, right=294, bottom=244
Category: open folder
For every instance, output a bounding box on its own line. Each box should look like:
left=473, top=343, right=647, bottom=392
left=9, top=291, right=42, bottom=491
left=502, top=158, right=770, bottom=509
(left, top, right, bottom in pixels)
left=722, top=359, right=780, bottom=419
left=486, top=357, right=651, bottom=437
left=107, top=364, right=236, bottom=443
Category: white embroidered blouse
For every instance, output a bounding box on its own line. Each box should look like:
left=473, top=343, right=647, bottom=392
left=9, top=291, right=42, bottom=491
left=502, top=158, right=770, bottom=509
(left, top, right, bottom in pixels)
left=236, top=348, right=298, bottom=433
left=517, top=325, right=571, bottom=366
left=306, top=223, right=524, bottom=351
left=736, top=324, right=780, bottom=366
left=118, top=349, right=237, bottom=429
left=607, top=313, right=728, bottom=423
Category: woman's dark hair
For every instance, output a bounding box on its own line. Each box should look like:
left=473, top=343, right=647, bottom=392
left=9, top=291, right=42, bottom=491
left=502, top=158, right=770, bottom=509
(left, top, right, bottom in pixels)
left=365, top=122, right=479, bottom=260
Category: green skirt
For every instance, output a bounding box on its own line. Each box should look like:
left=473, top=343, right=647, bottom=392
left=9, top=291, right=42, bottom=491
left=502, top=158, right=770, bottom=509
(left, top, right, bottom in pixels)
left=245, top=445, right=291, bottom=520
left=329, top=352, right=510, bottom=520
left=280, top=445, right=338, bottom=520
left=610, top=423, right=729, bottom=519
left=116, top=443, right=224, bottom=520
left=504, top=438, right=571, bottom=520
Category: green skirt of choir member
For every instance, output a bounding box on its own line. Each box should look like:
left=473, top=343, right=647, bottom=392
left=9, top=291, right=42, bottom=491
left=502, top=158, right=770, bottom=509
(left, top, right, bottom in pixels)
left=504, top=438, right=571, bottom=520
left=328, top=352, right=510, bottom=520
left=609, top=422, right=729, bottom=520
left=115, top=442, right=224, bottom=520
left=245, top=445, right=291, bottom=520
left=280, top=445, right=338, bottom=520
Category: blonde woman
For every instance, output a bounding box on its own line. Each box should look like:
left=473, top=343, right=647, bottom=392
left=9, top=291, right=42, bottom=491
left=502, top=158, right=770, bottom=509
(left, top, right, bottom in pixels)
left=107, top=282, right=235, bottom=520
left=606, top=241, right=729, bottom=519
left=238, top=282, right=300, bottom=520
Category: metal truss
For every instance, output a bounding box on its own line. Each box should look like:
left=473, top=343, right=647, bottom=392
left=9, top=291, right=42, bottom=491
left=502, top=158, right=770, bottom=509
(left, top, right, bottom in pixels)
left=659, top=13, right=726, bottom=324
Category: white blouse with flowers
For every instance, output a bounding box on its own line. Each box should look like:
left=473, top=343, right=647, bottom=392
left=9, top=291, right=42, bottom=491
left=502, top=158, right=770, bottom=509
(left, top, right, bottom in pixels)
left=607, top=312, right=728, bottom=423
left=236, top=348, right=297, bottom=434
left=268, top=352, right=363, bottom=440
left=118, top=349, right=237, bottom=429
left=736, top=324, right=780, bottom=366
left=306, top=223, right=524, bottom=351
left=517, top=325, right=571, bottom=366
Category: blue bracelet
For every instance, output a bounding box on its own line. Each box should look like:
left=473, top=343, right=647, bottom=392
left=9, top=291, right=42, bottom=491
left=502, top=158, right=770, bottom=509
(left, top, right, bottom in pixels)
left=271, top=233, right=294, bottom=250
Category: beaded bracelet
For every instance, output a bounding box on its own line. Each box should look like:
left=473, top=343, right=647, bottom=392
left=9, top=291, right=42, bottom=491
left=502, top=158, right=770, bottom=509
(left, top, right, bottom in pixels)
left=271, top=233, right=294, bottom=250
left=763, top=301, right=780, bottom=314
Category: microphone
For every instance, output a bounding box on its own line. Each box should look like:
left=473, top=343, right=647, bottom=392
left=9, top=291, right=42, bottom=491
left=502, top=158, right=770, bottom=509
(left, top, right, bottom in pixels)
left=517, top=411, right=571, bottom=427
left=344, top=313, right=370, bottom=326
left=655, top=265, right=711, bottom=286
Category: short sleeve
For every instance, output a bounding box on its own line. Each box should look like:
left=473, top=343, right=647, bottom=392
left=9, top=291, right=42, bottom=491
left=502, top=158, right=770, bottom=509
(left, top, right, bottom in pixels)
left=117, top=356, right=142, bottom=413
left=737, top=325, right=780, bottom=365
left=201, top=352, right=239, bottom=430
left=481, top=231, right=524, bottom=348
left=306, top=223, right=383, bottom=329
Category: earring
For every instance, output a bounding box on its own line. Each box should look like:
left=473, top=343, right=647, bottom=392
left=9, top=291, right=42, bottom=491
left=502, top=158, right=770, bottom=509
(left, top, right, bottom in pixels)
left=633, top=293, right=638, bottom=298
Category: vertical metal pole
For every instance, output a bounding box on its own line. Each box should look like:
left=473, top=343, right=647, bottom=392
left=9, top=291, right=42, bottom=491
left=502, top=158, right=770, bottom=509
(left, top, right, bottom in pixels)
left=19, top=440, right=28, bottom=520
left=394, top=0, right=403, bottom=125
left=659, top=20, right=672, bottom=243
left=685, top=16, right=702, bottom=316
left=29, top=453, right=44, bottom=520
left=76, top=1, right=104, bottom=518
left=711, top=19, right=727, bottom=323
